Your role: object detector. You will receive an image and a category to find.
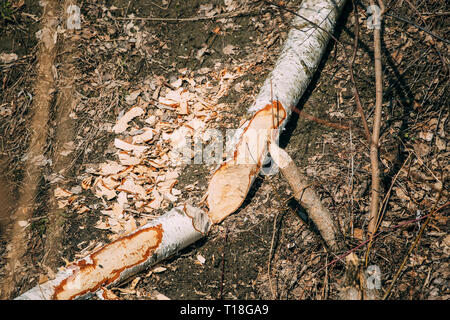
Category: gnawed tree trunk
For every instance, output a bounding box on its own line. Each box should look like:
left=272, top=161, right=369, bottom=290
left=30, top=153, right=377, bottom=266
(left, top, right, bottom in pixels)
left=15, top=0, right=347, bottom=299
left=15, top=205, right=211, bottom=300
left=207, top=0, right=347, bottom=223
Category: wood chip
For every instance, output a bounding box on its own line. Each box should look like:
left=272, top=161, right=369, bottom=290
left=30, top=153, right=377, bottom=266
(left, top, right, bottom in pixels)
left=117, top=177, right=147, bottom=198
left=54, top=187, right=72, bottom=198
left=114, top=138, right=148, bottom=156
left=94, top=179, right=117, bottom=200
left=112, top=106, right=144, bottom=134
left=99, top=161, right=126, bottom=176
left=118, top=151, right=141, bottom=166
left=132, top=128, right=154, bottom=144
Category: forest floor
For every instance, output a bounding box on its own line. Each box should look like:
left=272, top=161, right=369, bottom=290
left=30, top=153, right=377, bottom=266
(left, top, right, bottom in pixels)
left=0, top=0, right=448, bottom=300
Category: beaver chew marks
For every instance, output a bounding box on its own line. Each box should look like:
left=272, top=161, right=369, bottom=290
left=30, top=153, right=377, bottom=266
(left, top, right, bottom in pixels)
left=207, top=101, right=286, bottom=223
left=52, top=224, right=163, bottom=300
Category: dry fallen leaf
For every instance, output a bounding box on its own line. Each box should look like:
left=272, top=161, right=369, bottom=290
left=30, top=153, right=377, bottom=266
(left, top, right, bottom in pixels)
left=353, top=228, right=364, bottom=241
left=152, top=266, right=167, bottom=273
left=38, top=274, right=49, bottom=285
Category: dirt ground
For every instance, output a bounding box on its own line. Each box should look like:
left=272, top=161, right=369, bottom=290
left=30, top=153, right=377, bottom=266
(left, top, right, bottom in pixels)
left=0, top=0, right=448, bottom=300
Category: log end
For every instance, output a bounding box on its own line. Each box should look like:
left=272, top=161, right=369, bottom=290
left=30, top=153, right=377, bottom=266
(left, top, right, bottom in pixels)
left=207, top=163, right=256, bottom=224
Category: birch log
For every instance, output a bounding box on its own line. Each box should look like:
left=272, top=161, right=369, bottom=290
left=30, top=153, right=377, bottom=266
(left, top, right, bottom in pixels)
left=15, top=205, right=211, bottom=300
left=15, top=0, right=347, bottom=299
left=207, top=0, right=347, bottom=223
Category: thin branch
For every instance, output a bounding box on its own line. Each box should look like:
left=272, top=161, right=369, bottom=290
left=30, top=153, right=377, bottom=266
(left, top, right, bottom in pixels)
left=292, top=106, right=351, bottom=131
left=149, top=0, right=171, bottom=10
left=367, top=0, right=384, bottom=239
left=318, top=203, right=448, bottom=273
left=365, top=153, right=412, bottom=264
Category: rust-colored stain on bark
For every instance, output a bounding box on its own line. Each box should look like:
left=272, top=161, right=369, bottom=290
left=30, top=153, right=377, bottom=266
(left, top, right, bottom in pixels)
left=52, top=224, right=163, bottom=300
left=232, top=100, right=286, bottom=161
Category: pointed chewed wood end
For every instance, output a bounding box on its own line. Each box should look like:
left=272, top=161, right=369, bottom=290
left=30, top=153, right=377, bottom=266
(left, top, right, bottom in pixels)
left=207, top=101, right=287, bottom=224
left=207, top=163, right=256, bottom=224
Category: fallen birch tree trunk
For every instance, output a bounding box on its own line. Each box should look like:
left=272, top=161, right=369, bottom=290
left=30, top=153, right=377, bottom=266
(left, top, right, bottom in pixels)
left=15, top=205, right=211, bottom=300
left=15, top=0, right=347, bottom=299
left=207, top=0, right=347, bottom=223
left=268, top=142, right=340, bottom=251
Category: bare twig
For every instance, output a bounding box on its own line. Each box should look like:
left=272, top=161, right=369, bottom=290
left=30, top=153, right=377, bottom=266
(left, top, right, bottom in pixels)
left=292, top=106, right=351, bottom=131
left=318, top=205, right=448, bottom=273
left=149, top=0, right=171, bottom=10
left=367, top=0, right=384, bottom=239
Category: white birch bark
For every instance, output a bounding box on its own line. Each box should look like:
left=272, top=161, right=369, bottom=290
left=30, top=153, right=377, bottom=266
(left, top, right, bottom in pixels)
left=207, top=0, right=347, bottom=223
left=15, top=0, right=347, bottom=299
left=15, top=205, right=211, bottom=300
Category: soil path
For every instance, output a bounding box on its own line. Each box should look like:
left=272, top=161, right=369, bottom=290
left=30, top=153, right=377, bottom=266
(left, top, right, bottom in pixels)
left=42, top=0, right=79, bottom=271
left=1, top=0, right=58, bottom=299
